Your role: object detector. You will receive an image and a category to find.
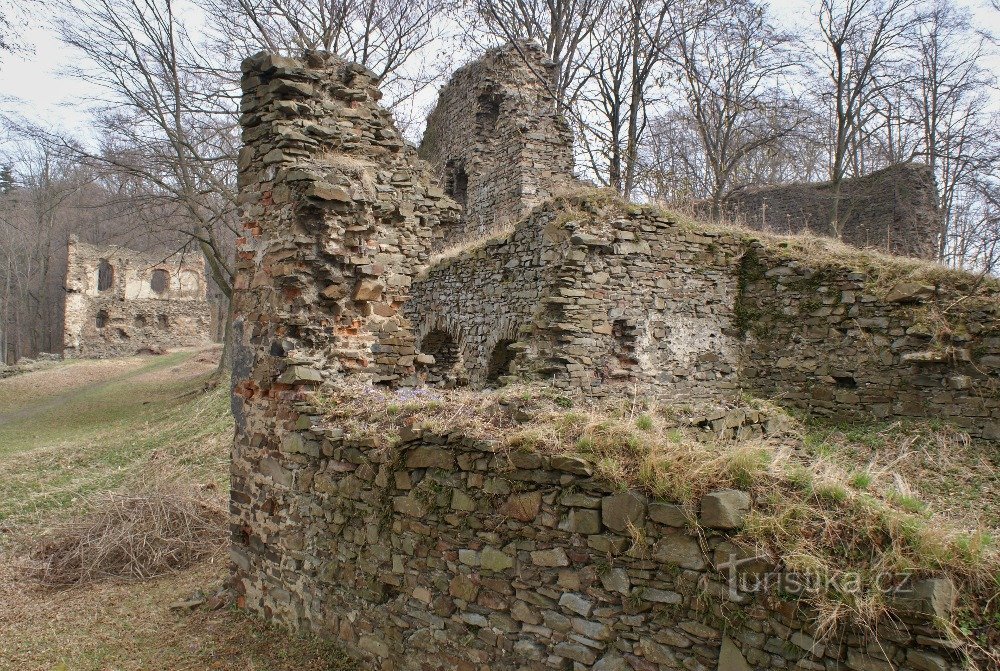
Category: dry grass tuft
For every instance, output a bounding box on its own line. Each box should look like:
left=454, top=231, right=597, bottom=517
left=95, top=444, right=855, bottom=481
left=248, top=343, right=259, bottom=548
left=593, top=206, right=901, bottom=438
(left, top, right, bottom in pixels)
left=316, top=381, right=1000, bottom=643
left=18, top=470, right=226, bottom=587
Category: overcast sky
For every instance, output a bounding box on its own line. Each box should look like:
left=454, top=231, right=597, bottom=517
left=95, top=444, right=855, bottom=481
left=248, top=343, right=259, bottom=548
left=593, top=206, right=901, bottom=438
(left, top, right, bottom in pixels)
left=1, top=0, right=997, bottom=153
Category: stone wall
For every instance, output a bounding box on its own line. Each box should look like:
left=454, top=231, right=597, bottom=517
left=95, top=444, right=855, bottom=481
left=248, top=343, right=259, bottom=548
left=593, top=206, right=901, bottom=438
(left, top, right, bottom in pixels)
left=231, top=49, right=460, bottom=416
left=419, top=42, right=575, bottom=244
left=230, top=416, right=966, bottom=671
left=697, top=163, right=941, bottom=260
left=406, top=197, right=745, bottom=397
left=739, top=245, right=1000, bottom=439
left=231, top=47, right=993, bottom=671
left=63, top=237, right=213, bottom=357
left=407, top=196, right=1000, bottom=437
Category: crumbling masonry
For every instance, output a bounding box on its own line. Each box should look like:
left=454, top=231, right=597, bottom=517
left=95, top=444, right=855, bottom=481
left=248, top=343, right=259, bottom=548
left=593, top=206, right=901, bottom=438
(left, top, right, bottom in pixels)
left=230, top=46, right=998, bottom=671
left=63, top=237, right=213, bottom=358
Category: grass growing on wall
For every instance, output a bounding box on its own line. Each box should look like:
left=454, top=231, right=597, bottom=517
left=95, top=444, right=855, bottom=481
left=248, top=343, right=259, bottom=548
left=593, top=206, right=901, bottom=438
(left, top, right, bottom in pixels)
left=316, top=381, right=1000, bottom=650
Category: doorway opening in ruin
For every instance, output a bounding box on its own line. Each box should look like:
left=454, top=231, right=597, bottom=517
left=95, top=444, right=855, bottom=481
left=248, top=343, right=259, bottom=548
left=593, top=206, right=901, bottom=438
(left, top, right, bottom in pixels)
left=97, top=259, right=114, bottom=292
left=445, top=160, right=468, bottom=209
left=150, top=269, right=169, bottom=294
left=421, top=329, right=461, bottom=382
left=476, top=91, right=502, bottom=134
left=486, top=339, right=516, bottom=382
left=96, top=310, right=109, bottom=328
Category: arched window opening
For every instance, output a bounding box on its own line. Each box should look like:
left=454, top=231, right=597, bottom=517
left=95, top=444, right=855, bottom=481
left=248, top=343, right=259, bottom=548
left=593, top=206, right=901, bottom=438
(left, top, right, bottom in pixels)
left=150, top=269, right=169, bottom=294
left=487, top=339, right=517, bottom=382
left=97, top=259, right=114, bottom=292
left=420, top=329, right=461, bottom=383
left=96, top=310, right=109, bottom=329
left=444, top=160, right=468, bottom=209
left=156, top=314, right=169, bottom=329
left=476, top=91, right=502, bottom=133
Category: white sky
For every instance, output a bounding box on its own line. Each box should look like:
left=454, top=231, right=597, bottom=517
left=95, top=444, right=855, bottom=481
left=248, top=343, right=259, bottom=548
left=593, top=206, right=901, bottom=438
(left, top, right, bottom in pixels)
left=0, top=0, right=997, bottom=155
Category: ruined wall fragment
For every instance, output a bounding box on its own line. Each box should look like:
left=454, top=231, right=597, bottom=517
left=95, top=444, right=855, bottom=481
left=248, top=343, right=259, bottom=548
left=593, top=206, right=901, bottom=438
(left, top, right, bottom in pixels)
left=419, top=41, right=575, bottom=243
left=63, top=237, right=212, bottom=357
left=697, top=163, right=941, bottom=259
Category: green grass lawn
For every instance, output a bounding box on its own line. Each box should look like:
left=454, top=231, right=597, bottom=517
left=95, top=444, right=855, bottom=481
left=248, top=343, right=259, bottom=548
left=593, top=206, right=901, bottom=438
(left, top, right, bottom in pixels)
left=0, top=349, right=357, bottom=671
left=0, top=352, right=231, bottom=523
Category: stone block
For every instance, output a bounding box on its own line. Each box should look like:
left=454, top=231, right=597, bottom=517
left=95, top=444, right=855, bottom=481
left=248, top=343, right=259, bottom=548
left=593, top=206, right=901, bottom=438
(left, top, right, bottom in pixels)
left=700, top=490, right=751, bottom=529
left=602, top=492, right=647, bottom=532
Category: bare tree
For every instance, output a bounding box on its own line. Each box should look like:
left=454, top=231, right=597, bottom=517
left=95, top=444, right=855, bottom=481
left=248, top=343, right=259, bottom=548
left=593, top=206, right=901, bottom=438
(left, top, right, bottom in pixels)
left=908, top=0, right=998, bottom=262
left=576, top=0, right=688, bottom=198
left=50, top=0, right=238, bottom=302
left=206, top=0, right=454, bottom=113
left=665, top=0, right=798, bottom=217
left=471, top=0, right=611, bottom=103
left=817, top=0, right=914, bottom=236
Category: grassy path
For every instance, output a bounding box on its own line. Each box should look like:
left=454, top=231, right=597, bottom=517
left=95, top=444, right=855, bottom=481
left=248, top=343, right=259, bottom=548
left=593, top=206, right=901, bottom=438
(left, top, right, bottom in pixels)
left=0, top=349, right=355, bottom=670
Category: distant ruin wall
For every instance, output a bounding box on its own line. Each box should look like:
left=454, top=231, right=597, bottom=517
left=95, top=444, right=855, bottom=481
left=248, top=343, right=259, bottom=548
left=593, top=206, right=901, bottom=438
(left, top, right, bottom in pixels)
left=230, top=418, right=966, bottom=671
left=62, top=237, right=212, bottom=358
left=419, top=42, right=575, bottom=244
left=697, top=163, right=941, bottom=260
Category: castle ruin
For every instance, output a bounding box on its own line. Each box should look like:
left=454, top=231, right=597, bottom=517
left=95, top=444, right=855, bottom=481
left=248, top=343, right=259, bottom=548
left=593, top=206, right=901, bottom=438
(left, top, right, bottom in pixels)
left=698, top=163, right=941, bottom=259
left=63, top=237, right=213, bottom=358
left=229, top=45, right=997, bottom=671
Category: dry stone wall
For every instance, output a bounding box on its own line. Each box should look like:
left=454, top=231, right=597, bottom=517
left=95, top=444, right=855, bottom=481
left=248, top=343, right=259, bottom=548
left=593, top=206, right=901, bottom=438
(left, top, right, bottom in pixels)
left=738, top=246, right=1000, bottom=439
left=63, top=237, right=212, bottom=357
left=698, top=164, right=941, bottom=260
left=419, top=42, right=575, bottom=244
left=230, top=416, right=966, bottom=671
left=231, top=49, right=460, bottom=426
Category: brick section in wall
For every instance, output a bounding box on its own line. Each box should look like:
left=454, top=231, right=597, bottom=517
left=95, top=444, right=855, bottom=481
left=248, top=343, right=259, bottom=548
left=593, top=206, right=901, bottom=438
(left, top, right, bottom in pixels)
left=63, top=236, right=213, bottom=358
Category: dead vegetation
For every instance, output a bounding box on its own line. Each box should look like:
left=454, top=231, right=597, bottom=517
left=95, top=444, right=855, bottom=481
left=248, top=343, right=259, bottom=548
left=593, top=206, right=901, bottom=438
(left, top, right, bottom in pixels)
left=18, top=470, right=226, bottom=587
left=316, top=381, right=1000, bottom=648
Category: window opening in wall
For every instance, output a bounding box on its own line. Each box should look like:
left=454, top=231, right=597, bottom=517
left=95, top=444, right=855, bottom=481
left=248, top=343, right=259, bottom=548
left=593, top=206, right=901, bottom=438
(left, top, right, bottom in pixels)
left=612, top=319, right=639, bottom=367
left=150, top=268, right=169, bottom=294
left=444, top=160, right=468, bottom=209
left=96, top=310, right=109, bottom=328
left=476, top=91, right=502, bottom=133
left=157, top=314, right=169, bottom=329
left=97, top=259, right=114, bottom=292
left=420, top=330, right=461, bottom=383
left=134, top=315, right=147, bottom=327
left=486, top=339, right=516, bottom=382
left=833, top=374, right=857, bottom=389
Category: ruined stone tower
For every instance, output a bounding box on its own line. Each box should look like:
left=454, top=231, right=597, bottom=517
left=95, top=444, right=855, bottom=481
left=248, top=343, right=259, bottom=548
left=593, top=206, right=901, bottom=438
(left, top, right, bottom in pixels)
left=419, top=41, right=575, bottom=242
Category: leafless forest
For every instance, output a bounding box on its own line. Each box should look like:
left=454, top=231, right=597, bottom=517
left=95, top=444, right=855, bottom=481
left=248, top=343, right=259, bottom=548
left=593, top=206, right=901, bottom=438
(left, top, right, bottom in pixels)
left=0, top=0, right=998, bottom=362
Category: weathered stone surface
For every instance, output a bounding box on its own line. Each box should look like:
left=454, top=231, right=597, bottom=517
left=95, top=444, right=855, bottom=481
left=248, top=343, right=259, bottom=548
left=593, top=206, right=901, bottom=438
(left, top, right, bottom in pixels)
left=405, top=447, right=455, bottom=470
left=63, top=237, right=214, bottom=359
left=718, top=637, right=750, bottom=671
left=531, top=548, right=569, bottom=567
left=700, top=490, right=751, bottom=529
left=602, top=492, right=647, bottom=533
left=654, top=535, right=706, bottom=570
left=500, top=491, right=542, bottom=521
left=649, top=502, right=688, bottom=527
